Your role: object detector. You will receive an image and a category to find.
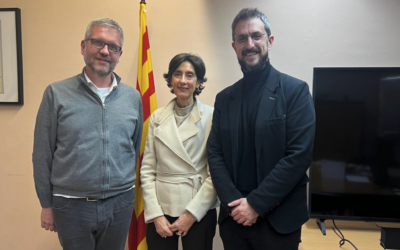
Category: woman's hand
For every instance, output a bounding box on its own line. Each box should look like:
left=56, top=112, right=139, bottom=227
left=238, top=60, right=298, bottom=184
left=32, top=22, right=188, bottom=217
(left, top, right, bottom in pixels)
left=168, top=211, right=197, bottom=237
left=153, top=216, right=173, bottom=238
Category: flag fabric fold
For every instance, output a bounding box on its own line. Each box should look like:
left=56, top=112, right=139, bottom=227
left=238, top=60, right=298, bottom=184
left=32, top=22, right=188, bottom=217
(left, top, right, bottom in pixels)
left=128, top=3, right=157, bottom=250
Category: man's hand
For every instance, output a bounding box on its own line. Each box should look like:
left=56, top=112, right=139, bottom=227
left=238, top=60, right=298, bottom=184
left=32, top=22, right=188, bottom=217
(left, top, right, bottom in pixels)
left=168, top=211, right=197, bottom=237
left=41, top=207, right=57, bottom=232
left=153, top=216, right=173, bottom=237
left=228, top=198, right=259, bottom=226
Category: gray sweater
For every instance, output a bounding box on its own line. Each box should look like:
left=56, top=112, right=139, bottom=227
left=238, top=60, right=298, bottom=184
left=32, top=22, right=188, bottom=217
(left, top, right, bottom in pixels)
left=33, top=71, right=143, bottom=208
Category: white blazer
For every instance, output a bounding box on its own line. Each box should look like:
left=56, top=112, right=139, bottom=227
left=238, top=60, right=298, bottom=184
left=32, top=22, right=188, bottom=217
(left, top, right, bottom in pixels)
left=141, top=98, right=219, bottom=223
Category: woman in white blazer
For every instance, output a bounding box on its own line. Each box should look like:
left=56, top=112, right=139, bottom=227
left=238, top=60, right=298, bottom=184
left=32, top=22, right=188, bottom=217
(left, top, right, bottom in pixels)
left=141, top=53, right=219, bottom=250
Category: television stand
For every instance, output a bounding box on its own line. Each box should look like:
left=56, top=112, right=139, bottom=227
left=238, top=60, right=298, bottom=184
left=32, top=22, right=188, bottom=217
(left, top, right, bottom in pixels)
left=316, top=218, right=326, bottom=235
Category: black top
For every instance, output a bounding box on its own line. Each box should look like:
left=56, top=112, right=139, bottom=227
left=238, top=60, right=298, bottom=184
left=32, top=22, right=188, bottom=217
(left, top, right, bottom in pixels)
left=237, top=61, right=272, bottom=194
left=207, top=63, right=315, bottom=233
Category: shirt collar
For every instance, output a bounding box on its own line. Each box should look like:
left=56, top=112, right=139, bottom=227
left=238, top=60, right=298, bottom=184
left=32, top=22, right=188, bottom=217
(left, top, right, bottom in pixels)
left=84, top=71, right=118, bottom=92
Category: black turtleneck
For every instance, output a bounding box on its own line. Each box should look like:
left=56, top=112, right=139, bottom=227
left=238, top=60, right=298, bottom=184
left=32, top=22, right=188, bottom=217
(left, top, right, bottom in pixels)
left=237, top=60, right=272, bottom=195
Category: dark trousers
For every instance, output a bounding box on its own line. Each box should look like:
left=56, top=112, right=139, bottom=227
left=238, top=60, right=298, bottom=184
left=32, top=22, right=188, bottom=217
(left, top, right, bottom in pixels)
left=146, top=208, right=217, bottom=250
left=219, top=215, right=301, bottom=250
left=52, top=188, right=135, bottom=250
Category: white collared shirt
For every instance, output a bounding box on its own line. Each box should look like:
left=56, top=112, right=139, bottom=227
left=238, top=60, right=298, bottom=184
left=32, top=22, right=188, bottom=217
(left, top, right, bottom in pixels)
left=84, top=71, right=118, bottom=103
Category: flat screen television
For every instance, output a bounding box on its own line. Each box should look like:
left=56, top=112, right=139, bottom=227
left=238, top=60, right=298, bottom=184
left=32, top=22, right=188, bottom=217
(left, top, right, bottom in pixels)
left=309, top=67, right=400, bottom=229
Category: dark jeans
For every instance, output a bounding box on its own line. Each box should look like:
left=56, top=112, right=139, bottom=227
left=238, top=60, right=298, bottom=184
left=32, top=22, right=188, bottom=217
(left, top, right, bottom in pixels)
left=52, top=188, right=135, bottom=250
left=146, top=209, right=217, bottom=250
left=219, top=215, right=301, bottom=250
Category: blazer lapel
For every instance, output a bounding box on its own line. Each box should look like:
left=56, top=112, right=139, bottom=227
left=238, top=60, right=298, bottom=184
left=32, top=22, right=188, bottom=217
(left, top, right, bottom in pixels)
left=228, top=80, right=243, bottom=185
left=177, top=101, right=201, bottom=143
left=255, top=67, right=280, bottom=171
left=154, top=100, right=194, bottom=167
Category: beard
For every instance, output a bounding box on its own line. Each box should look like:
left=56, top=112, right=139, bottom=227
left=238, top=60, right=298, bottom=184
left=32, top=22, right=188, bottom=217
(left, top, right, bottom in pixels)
left=85, top=55, right=116, bottom=78
left=87, top=63, right=114, bottom=77
left=238, top=47, right=269, bottom=73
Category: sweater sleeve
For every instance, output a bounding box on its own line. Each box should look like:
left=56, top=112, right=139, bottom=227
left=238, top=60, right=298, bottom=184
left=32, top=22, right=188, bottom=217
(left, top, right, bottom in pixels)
left=32, top=85, right=58, bottom=208
left=133, top=93, right=143, bottom=180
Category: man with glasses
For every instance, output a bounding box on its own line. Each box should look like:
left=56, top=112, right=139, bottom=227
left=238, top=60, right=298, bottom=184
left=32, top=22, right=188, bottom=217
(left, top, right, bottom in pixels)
left=207, top=8, right=315, bottom=250
left=33, top=18, right=143, bottom=250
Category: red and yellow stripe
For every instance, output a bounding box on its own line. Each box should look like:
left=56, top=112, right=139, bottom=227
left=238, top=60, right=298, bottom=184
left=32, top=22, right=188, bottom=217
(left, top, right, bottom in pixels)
left=128, top=3, right=157, bottom=250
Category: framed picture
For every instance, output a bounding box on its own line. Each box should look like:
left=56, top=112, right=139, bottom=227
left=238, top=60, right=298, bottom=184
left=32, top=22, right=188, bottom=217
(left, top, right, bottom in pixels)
left=0, top=8, right=23, bottom=105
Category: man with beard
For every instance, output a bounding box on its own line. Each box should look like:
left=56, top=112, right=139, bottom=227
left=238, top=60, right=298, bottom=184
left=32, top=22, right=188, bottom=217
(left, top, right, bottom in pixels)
left=33, top=18, right=143, bottom=250
left=207, top=8, right=315, bottom=250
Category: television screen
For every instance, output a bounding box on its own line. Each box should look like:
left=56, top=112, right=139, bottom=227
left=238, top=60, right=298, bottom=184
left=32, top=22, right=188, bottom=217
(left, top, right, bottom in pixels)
left=309, top=67, right=400, bottom=222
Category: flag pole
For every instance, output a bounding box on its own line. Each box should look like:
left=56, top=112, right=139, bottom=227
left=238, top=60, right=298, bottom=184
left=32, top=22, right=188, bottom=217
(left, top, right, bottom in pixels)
left=128, top=0, right=157, bottom=249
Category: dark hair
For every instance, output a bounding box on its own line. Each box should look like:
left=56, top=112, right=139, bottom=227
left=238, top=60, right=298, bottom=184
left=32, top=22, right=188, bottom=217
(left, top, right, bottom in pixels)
left=231, top=8, right=271, bottom=41
left=163, top=53, right=207, bottom=97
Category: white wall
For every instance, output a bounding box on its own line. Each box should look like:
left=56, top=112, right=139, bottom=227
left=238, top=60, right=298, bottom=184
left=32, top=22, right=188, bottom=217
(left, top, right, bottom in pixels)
left=0, top=0, right=399, bottom=249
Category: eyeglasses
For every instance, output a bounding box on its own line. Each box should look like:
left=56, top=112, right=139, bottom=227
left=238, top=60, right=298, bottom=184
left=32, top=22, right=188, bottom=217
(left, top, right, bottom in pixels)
left=234, top=33, right=267, bottom=46
left=85, top=38, right=122, bottom=54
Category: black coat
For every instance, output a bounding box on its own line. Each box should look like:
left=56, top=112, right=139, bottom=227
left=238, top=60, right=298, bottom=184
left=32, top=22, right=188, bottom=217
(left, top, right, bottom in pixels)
left=207, top=66, right=315, bottom=234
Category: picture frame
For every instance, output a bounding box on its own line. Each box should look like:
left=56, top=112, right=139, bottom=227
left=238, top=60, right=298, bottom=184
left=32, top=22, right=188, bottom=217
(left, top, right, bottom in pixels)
left=0, top=8, right=23, bottom=105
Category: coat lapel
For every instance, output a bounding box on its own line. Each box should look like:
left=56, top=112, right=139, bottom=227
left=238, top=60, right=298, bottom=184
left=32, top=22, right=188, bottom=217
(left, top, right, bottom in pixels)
left=255, top=67, right=280, bottom=170
left=228, top=80, right=243, bottom=185
left=154, top=100, right=194, bottom=167
left=177, top=101, right=201, bottom=143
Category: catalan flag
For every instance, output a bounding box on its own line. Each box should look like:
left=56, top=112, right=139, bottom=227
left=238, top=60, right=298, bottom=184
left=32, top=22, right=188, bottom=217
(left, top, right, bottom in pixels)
left=128, top=2, right=157, bottom=250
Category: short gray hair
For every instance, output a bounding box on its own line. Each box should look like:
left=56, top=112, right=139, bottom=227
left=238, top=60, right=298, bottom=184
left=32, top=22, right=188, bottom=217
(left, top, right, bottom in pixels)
left=231, top=8, right=271, bottom=41
left=85, top=18, right=124, bottom=47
